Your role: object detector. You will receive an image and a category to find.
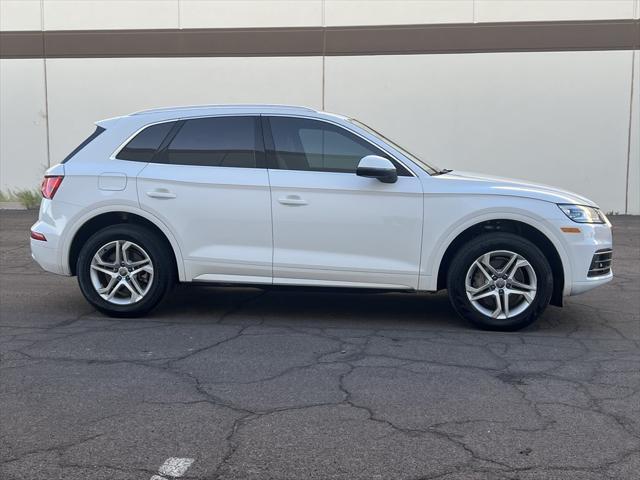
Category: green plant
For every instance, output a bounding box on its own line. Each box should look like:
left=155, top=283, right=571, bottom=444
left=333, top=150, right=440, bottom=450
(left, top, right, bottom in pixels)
left=14, top=189, right=42, bottom=209
left=0, top=188, right=42, bottom=209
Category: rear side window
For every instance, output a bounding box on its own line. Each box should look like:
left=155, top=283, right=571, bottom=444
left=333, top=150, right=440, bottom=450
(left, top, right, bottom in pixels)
left=165, top=116, right=261, bottom=168
left=116, top=122, right=175, bottom=162
left=61, top=126, right=105, bottom=164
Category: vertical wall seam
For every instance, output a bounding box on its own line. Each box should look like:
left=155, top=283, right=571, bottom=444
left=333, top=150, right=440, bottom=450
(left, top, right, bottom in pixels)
left=624, top=50, right=636, bottom=214
left=177, top=0, right=182, bottom=29
left=40, top=0, right=51, bottom=168
left=321, top=0, right=326, bottom=110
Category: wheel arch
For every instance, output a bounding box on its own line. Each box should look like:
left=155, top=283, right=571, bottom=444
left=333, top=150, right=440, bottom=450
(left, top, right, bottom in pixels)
left=65, top=208, right=185, bottom=281
left=435, top=217, right=567, bottom=307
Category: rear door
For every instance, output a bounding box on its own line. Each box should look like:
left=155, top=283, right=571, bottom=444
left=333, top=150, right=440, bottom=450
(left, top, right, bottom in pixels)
left=134, top=115, right=273, bottom=283
left=264, top=115, right=423, bottom=289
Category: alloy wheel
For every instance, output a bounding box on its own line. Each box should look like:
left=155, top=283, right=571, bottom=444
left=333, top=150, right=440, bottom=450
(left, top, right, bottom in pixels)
left=89, top=240, right=154, bottom=305
left=465, top=250, right=537, bottom=320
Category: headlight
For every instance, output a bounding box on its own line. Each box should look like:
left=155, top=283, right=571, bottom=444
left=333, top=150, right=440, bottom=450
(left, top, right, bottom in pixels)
left=557, top=204, right=606, bottom=224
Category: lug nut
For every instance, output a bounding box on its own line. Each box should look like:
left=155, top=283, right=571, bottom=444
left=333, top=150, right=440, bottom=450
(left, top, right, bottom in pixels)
left=490, top=285, right=495, bottom=290
left=492, top=275, right=497, bottom=280
left=499, top=289, right=504, bottom=294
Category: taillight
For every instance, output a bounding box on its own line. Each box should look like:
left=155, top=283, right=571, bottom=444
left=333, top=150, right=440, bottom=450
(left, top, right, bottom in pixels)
left=41, top=176, right=64, bottom=199
left=30, top=230, right=47, bottom=241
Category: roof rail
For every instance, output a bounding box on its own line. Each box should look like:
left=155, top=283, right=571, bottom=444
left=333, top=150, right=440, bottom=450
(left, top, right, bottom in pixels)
left=131, top=104, right=316, bottom=115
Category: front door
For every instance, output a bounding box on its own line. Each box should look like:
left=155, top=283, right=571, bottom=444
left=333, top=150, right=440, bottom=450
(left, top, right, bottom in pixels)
left=264, top=116, right=423, bottom=289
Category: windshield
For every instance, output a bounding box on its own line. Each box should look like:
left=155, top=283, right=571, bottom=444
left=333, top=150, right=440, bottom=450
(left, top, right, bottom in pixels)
left=348, top=118, right=441, bottom=175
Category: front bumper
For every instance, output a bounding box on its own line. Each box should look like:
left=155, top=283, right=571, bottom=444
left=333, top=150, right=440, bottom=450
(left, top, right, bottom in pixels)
left=554, top=219, right=613, bottom=296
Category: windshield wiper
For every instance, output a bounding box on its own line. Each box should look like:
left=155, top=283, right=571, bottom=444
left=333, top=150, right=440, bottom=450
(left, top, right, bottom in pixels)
left=432, top=169, right=452, bottom=176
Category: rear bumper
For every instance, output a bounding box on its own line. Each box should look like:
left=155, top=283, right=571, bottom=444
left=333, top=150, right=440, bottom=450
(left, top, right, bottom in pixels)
left=30, top=235, right=68, bottom=275
left=29, top=198, right=73, bottom=276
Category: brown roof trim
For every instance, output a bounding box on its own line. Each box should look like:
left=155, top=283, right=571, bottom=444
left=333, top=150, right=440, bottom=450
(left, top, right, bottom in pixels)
left=1, top=19, right=638, bottom=59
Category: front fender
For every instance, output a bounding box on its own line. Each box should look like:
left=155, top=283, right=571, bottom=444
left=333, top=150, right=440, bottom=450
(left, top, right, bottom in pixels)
left=419, top=195, right=572, bottom=296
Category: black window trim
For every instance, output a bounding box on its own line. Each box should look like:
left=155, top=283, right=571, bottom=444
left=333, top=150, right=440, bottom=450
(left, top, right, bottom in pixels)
left=261, top=114, right=417, bottom=177
left=111, top=115, right=266, bottom=169
left=62, top=125, right=106, bottom=164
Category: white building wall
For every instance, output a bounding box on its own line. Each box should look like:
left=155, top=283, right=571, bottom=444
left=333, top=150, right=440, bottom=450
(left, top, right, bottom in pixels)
left=44, top=56, right=323, bottom=163
left=1, top=0, right=639, bottom=214
left=325, top=50, right=635, bottom=213
left=0, top=58, right=49, bottom=192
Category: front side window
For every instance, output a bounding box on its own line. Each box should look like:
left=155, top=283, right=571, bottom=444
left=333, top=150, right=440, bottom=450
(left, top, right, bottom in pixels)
left=116, top=122, right=175, bottom=162
left=165, top=116, right=261, bottom=168
left=266, top=117, right=411, bottom=175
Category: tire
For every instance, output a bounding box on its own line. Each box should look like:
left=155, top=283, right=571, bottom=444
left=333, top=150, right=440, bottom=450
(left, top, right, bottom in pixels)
left=76, top=224, right=174, bottom=317
left=446, top=232, right=553, bottom=331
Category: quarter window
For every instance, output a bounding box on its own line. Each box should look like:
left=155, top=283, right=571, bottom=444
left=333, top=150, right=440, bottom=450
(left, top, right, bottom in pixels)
left=116, top=122, right=175, bottom=162
left=266, top=117, right=410, bottom=175
left=165, top=116, right=261, bottom=168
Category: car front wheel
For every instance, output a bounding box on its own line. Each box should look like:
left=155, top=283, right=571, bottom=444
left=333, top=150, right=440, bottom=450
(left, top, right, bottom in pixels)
left=76, top=224, right=174, bottom=317
left=446, top=233, right=553, bottom=331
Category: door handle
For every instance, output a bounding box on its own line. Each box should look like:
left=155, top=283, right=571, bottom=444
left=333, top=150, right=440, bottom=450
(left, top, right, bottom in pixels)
left=278, top=195, right=307, bottom=206
left=146, top=189, right=176, bottom=199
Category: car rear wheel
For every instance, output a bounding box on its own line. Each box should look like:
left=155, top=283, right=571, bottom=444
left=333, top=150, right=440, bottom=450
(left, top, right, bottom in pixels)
left=77, top=224, right=174, bottom=317
left=446, top=233, right=553, bottom=331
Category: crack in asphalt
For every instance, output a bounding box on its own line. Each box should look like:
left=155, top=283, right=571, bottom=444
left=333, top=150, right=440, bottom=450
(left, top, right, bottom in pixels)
left=1, top=211, right=639, bottom=480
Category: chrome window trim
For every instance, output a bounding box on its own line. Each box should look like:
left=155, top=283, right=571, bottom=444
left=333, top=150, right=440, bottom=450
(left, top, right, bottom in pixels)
left=109, top=112, right=418, bottom=178
left=108, top=113, right=262, bottom=162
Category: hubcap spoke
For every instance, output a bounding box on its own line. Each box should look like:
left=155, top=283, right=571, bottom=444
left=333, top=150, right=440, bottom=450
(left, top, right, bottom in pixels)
left=121, top=241, right=133, bottom=264
left=129, top=276, right=146, bottom=297
left=502, top=289, right=510, bottom=318
left=114, top=240, right=121, bottom=265
left=500, top=253, right=518, bottom=276
left=91, top=264, right=117, bottom=277
left=480, top=253, right=499, bottom=276
left=106, top=281, right=124, bottom=300
left=130, top=264, right=153, bottom=277
left=474, top=260, right=493, bottom=281
left=490, top=291, right=502, bottom=318
left=98, top=276, right=118, bottom=295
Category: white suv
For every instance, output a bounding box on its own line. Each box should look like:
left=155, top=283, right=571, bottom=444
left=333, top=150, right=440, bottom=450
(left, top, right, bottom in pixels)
left=31, top=105, right=613, bottom=330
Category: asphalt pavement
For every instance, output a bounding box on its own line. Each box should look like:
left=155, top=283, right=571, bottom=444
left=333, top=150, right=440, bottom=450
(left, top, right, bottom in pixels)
left=1, top=210, right=639, bottom=480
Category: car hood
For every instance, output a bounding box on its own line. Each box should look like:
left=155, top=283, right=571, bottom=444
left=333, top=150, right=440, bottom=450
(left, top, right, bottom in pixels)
left=432, top=170, right=597, bottom=207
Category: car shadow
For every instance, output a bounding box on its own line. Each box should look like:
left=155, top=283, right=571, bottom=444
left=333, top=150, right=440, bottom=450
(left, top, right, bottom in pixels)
left=156, top=284, right=469, bottom=331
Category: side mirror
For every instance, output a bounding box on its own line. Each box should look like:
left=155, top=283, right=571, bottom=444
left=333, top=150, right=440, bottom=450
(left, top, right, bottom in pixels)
left=356, top=155, right=398, bottom=184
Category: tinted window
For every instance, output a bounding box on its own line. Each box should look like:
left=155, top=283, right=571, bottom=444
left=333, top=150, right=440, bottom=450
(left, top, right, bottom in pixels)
left=267, top=117, right=410, bottom=175
left=116, top=122, right=175, bottom=162
left=62, top=126, right=105, bottom=164
left=166, top=116, right=259, bottom=168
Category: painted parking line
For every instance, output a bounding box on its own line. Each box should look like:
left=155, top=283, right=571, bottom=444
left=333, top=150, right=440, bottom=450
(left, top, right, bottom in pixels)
left=150, top=457, right=194, bottom=479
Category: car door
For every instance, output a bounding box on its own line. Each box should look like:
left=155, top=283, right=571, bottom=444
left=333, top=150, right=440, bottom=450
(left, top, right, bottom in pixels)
left=135, top=115, right=273, bottom=283
left=264, top=115, right=424, bottom=289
